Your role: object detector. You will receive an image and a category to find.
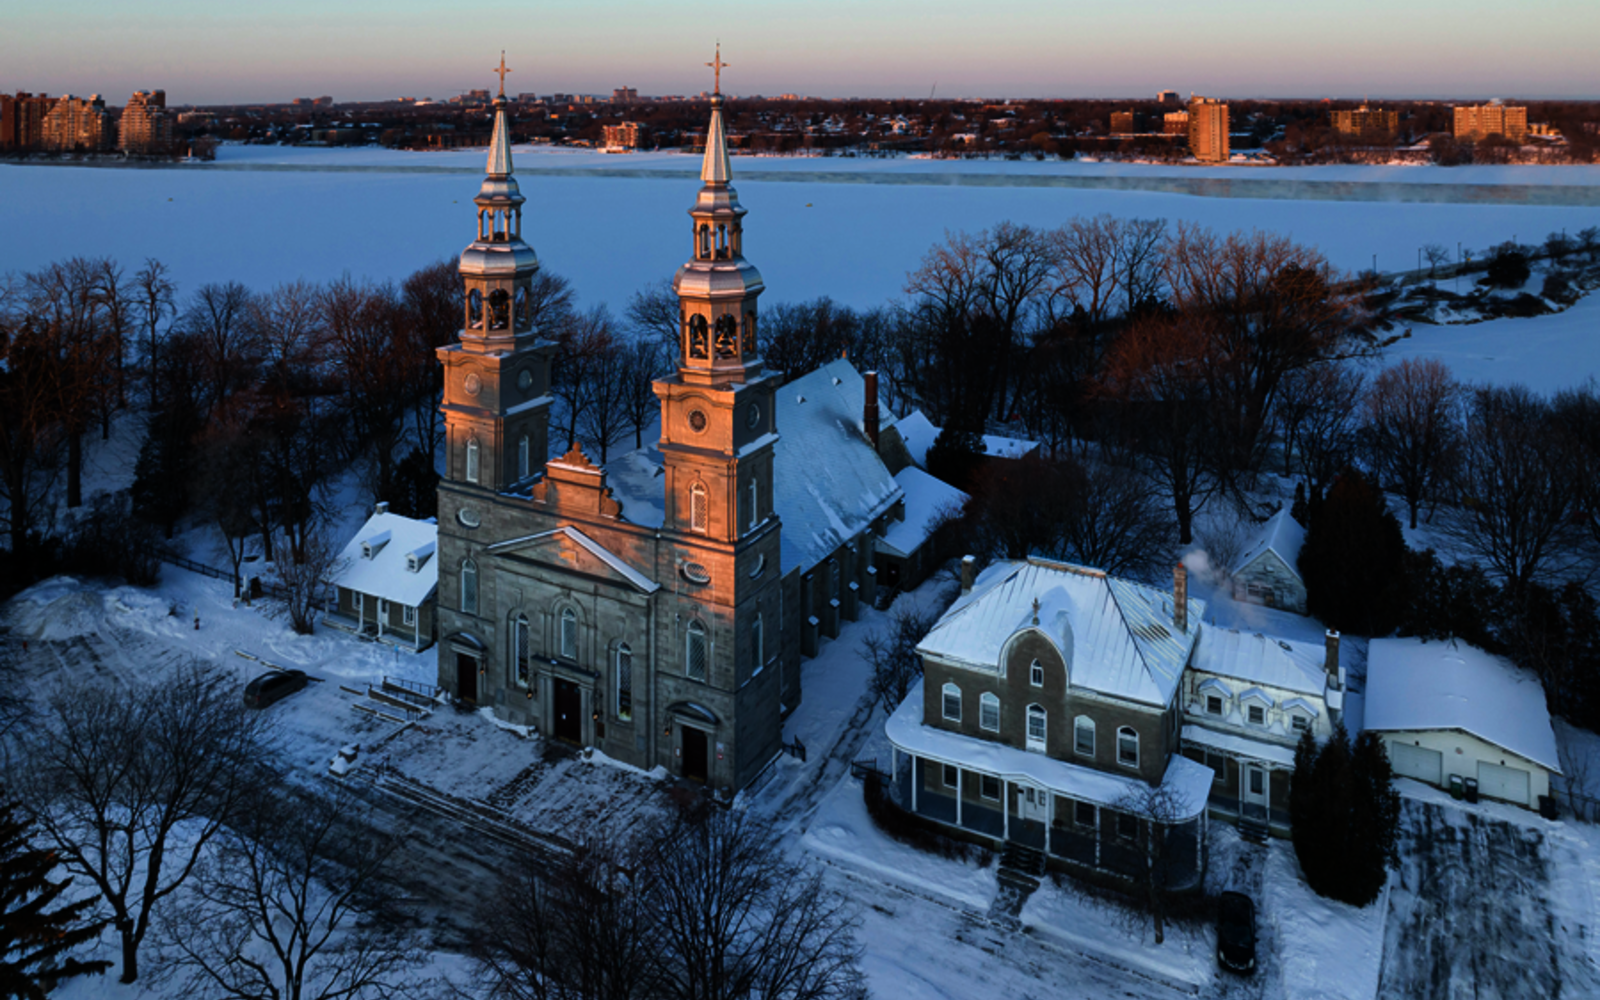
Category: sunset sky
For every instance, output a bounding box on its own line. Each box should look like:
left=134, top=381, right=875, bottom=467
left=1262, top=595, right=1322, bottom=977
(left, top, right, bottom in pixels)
left=5, top=0, right=1598, bottom=105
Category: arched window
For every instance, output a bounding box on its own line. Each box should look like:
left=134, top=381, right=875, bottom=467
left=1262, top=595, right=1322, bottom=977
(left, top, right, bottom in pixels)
left=518, top=435, right=530, bottom=479
left=615, top=643, right=633, bottom=720
left=941, top=683, right=961, bottom=723
left=488, top=289, right=510, bottom=330
left=560, top=608, right=578, bottom=661
left=689, top=314, right=709, bottom=359
left=690, top=483, right=708, bottom=533
left=979, top=692, right=1000, bottom=732
left=747, top=477, right=758, bottom=530
left=742, top=311, right=756, bottom=354
left=514, top=286, right=529, bottom=330
left=511, top=614, right=531, bottom=688
left=686, top=620, right=708, bottom=682
left=1026, top=704, right=1047, bottom=751
left=1117, top=726, right=1139, bottom=768
left=1030, top=659, right=1044, bottom=687
left=467, top=288, right=483, bottom=329
left=465, top=438, right=480, bottom=484
left=1074, top=715, right=1095, bottom=757
left=752, top=613, right=764, bottom=669
left=698, top=224, right=711, bottom=259
left=460, top=559, right=478, bottom=616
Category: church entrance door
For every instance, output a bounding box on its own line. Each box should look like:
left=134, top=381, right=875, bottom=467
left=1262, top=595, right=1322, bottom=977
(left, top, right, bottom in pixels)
left=682, top=726, right=709, bottom=783
left=456, top=654, right=478, bottom=703
left=553, top=679, right=582, bottom=744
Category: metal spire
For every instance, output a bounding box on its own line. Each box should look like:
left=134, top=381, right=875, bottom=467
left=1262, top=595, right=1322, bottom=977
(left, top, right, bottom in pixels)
left=700, top=44, right=732, bottom=184
left=486, top=54, right=513, bottom=178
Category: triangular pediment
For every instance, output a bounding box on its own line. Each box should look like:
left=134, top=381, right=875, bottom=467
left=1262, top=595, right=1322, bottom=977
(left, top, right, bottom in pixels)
left=487, top=526, right=659, bottom=593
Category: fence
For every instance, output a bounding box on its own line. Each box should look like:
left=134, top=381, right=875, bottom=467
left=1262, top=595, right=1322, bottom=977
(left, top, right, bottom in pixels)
left=157, top=550, right=288, bottom=600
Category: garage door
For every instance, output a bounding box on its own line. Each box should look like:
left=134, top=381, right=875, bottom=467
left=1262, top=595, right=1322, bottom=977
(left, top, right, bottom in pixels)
left=1478, top=761, right=1531, bottom=806
left=1390, top=742, right=1443, bottom=786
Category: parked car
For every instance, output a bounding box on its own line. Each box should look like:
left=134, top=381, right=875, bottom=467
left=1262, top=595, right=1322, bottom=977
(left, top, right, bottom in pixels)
left=243, top=669, right=308, bottom=709
left=1217, top=890, right=1257, bottom=974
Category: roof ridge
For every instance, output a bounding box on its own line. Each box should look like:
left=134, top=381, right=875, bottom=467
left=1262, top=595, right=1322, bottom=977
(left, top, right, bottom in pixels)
left=1101, top=576, right=1159, bottom=693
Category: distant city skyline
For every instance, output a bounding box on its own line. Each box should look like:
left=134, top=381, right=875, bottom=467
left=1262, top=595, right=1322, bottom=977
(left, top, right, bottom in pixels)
left=5, top=0, right=1599, bottom=105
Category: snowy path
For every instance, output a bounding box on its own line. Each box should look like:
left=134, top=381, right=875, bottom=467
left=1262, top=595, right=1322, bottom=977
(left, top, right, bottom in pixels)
left=1378, top=798, right=1599, bottom=999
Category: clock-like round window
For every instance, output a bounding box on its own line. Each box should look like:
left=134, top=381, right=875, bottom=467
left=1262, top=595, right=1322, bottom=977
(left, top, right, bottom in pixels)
left=688, top=409, right=708, bottom=433
left=517, top=369, right=533, bottom=392
left=682, top=562, right=712, bottom=585
left=746, top=404, right=761, bottom=430
left=457, top=507, right=481, bottom=528
left=463, top=373, right=482, bottom=396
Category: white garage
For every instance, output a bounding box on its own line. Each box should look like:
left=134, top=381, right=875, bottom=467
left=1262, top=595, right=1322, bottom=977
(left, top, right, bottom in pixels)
left=1366, top=638, right=1560, bottom=811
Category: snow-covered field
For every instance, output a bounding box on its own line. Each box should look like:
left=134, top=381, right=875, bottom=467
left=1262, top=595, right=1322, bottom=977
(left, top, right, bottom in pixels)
left=5, top=146, right=1600, bottom=336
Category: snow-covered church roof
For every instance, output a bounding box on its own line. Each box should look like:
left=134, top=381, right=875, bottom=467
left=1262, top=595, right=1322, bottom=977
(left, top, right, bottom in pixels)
left=330, top=510, right=438, bottom=608
left=918, top=558, right=1205, bottom=708
left=1365, top=637, right=1560, bottom=773
left=771, top=359, right=902, bottom=574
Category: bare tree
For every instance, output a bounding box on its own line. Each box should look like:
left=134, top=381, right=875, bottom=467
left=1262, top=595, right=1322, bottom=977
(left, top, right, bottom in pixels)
left=1422, top=244, right=1450, bottom=279
left=1362, top=358, right=1460, bottom=529
left=272, top=523, right=342, bottom=634
left=645, top=811, right=865, bottom=1000
left=321, top=278, right=410, bottom=503
left=1110, top=781, right=1200, bottom=946
left=1441, top=385, right=1587, bottom=592
left=181, top=281, right=262, bottom=417
left=252, top=279, right=325, bottom=395
left=625, top=278, right=681, bottom=364
left=12, top=664, right=274, bottom=983
left=0, top=312, right=66, bottom=562
left=1278, top=362, right=1366, bottom=498
left=864, top=606, right=938, bottom=714
left=132, top=258, right=177, bottom=409
left=157, top=785, right=421, bottom=1000
left=1114, top=216, right=1168, bottom=316
left=617, top=336, right=663, bottom=452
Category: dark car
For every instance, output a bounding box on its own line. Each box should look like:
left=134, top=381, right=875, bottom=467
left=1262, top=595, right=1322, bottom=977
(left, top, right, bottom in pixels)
left=243, top=669, right=308, bottom=709
left=1217, top=890, right=1257, bottom=974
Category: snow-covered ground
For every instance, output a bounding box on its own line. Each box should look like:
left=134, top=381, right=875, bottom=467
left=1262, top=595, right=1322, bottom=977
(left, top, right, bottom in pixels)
left=5, top=145, right=1600, bottom=345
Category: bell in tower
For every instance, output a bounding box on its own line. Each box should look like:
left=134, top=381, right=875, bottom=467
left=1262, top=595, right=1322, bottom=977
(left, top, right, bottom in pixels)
left=672, top=44, right=765, bottom=386
left=438, top=53, right=555, bottom=496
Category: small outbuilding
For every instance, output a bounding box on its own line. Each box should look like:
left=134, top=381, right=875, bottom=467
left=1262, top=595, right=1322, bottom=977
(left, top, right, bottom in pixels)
left=1230, top=507, right=1307, bottom=615
left=324, top=504, right=439, bottom=650
left=1365, top=637, right=1559, bottom=810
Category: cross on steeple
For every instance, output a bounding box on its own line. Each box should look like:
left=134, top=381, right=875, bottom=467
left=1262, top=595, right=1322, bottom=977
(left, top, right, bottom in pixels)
left=706, top=42, right=728, bottom=95
left=494, top=51, right=512, bottom=97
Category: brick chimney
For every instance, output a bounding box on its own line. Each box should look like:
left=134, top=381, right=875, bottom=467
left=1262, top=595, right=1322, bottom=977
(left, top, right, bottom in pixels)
left=863, top=370, right=880, bottom=449
left=1325, top=630, right=1342, bottom=689
left=1173, top=563, right=1188, bottom=633
left=960, top=555, right=976, bottom=594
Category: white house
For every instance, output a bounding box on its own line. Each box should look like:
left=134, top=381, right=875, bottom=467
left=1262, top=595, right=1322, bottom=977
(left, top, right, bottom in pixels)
left=1230, top=507, right=1307, bottom=614
left=1180, top=627, right=1345, bottom=838
left=325, top=505, right=439, bottom=650
left=1365, top=637, right=1559, bottom=810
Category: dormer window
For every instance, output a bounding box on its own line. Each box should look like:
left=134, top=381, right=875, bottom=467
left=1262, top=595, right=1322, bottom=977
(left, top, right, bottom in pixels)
left=1206, top=695, right=1223, bottom=716
left=1248, top=704, right=1266, bottom=726
left=361, top=531, right=390, bottom=560
left=1291, top=713, right=1310, bottom=734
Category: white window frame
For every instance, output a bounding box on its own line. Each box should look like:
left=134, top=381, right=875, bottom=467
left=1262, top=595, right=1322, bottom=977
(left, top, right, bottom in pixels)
left=460, top=559, right=478, bottom=615
left=402, top=603, right=416, bottom=627
left=616, top=643, right=633, bottom=721
left=941, top=683, right=962, bottom=723
left=1030, top=659, right=1044, bottom=687
left=465, top=438, right=480, bottom=484
left=686, top=620, right=708, bottom=683
left=1247, top=704, right=1266, bottom=726
left=1117, top=726, right=1139, bottom=769
left=1291, top=713, right=1310, bottom=734
left=559, top=608, right=578, bottom=661
left=747, top=477, right=758, bottom=530
left=979, top=773, right=1000, bottom=801
left=1206, top=694, right=1224, bottom=716
left=941, top=763, right=958, bottom=789
left=979, top=693, right=1000, bottom=732
left=1074, top=715, right=1095, bottom=757
left=1026, top=704, right=1046, bottom=751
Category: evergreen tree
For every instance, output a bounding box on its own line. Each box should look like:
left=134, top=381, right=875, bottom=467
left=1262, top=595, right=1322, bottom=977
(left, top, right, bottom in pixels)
left=1288, top=724, right=1400, bottom=907
left=1298, top=468, right=1407, bottom=635
left=925, top=425, right=986, bottom=493
left=1288, top=728, right=1320, bottom=874
left=0, top=795, right=110, bottom=998
left=1347, top=731, right=1402, bottom=906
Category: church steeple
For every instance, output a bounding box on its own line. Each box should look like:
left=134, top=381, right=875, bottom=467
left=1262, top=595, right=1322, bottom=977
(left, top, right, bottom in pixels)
left=458, top=51, right=538, bottom=355
left=672, top=44, right=764, bottom=385
left=438, top=53, right=555, bottom=496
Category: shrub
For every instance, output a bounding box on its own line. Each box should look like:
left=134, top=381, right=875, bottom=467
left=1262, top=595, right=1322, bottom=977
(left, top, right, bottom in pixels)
left=1289, top=725, right=1400, bottom=907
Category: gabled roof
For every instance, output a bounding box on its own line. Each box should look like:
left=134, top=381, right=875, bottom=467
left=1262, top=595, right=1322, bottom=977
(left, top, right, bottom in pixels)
left=877, top=466, right=968, bottom=559
left=1231, top=506, right=1306, bottom=580
left=771, top=359, right=902, bottom=574
left=1366, top=637, right=1560, bottom=773
left=330, top=512, right=438, bottom=607
left=1192, top=627, right=1326, bottom=698
left=893, top=408, right=1041, bottom=470
left=488, top=526, right=659, bottom=594
left=917, top=558, right=1204, bottom=708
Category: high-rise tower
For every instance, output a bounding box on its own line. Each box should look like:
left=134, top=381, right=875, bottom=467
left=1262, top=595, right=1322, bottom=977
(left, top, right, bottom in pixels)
left=438, top=54, right=555, bottom=496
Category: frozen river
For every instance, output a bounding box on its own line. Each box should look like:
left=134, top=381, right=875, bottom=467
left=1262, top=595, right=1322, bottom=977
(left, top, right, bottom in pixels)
left=4, top=146, right=1600, bottom=325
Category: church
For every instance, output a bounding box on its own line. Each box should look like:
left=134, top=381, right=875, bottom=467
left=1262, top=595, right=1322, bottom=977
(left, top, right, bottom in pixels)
left=432, top=56, right=940, bottom=793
